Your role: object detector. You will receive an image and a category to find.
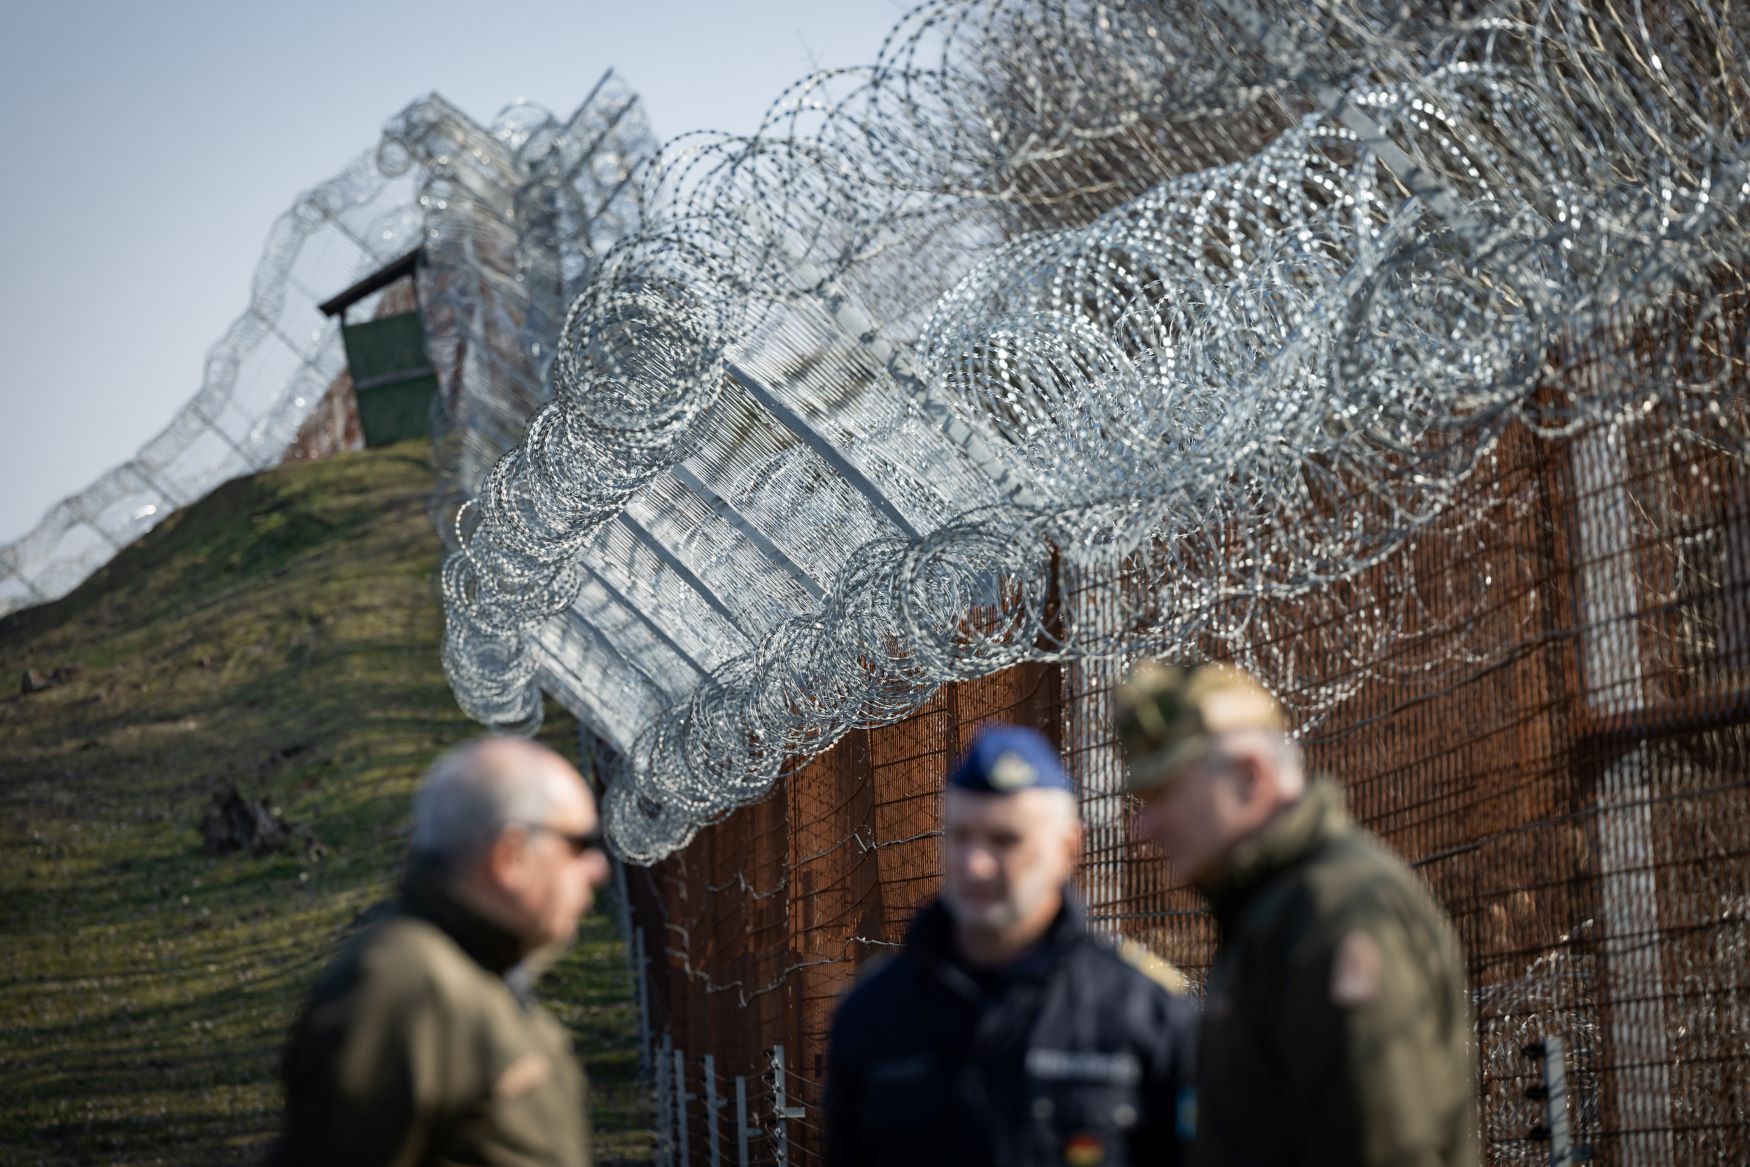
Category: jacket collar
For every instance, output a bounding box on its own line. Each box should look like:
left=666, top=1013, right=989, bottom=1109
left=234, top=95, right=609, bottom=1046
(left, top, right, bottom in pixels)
left=906, top=885, right=1089, bottom=982
left=400, top=854, right=528, bottom=978
left=1197, top=778, right=1350, bottom=935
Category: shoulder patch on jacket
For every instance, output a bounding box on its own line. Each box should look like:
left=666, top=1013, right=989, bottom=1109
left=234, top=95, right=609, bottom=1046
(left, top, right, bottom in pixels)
left=1330, top=929, right=1384, bottom=1007
left=1118, top=938, right=1190, bottom=994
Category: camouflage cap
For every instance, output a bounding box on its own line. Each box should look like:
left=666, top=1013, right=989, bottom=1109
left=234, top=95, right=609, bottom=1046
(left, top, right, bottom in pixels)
left=1114, top=660, right=1287, bottom=793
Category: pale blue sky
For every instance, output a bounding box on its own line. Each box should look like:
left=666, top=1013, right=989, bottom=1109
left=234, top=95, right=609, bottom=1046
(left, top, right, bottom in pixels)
left=0, top=0, right=907, bottom=542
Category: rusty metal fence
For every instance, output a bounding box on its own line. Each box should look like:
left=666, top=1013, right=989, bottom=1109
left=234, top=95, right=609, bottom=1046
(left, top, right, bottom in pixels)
left=617, top=313, right=1749, bottom=1165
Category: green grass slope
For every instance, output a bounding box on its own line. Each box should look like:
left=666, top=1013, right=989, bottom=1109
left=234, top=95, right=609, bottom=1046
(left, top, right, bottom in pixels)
left=0, top=443, right=650, bottom=1165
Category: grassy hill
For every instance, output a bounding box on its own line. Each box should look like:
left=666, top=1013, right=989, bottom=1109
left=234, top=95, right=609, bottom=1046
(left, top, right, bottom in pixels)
left=0, top=443, right=651, bottom=1165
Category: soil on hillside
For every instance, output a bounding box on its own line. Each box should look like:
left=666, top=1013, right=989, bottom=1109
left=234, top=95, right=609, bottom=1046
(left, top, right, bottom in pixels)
left=0, top=443, right=650, bottom=1165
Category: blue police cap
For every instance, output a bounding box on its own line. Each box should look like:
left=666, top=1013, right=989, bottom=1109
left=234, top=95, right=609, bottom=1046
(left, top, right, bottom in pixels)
left=948, top=724, right=1075, bottom=795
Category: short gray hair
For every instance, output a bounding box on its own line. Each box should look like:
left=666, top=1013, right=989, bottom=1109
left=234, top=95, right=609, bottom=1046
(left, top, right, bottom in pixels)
left=410, top=737, right=575, bottom=865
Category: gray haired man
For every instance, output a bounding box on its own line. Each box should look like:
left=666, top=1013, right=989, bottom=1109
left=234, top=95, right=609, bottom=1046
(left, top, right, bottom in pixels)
left=273, top=736, right=611, bottom=1167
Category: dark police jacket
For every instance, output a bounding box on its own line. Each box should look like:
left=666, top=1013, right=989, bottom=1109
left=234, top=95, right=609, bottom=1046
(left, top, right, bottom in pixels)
left=1193, top=780, right=1479, bottom=1167
left=270, top=860, right=592, bottom=1167
left=826, top=892, right=1196, bottom=1167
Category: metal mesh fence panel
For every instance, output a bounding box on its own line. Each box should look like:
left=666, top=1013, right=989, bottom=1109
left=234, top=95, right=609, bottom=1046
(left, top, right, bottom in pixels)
left=625, top=347, right=1749, bottom=1165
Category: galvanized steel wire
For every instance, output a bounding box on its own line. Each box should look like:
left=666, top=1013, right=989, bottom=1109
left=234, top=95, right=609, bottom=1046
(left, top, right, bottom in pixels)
left=428, top=1, right=1750, bottom=860
left=0, top=78, right=656, bottom=622
left=423, top=1, right=1750, bottom=861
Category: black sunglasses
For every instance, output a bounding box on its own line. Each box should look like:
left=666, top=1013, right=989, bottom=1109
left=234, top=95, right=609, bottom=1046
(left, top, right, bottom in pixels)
left=520, top=822, right=607, bottom=857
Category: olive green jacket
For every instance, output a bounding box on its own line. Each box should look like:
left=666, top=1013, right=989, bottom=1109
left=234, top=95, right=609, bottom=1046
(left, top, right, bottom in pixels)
left=1192, top=781, right=1478, bottom=1167
left=271, top=861, right=591, bottom=1167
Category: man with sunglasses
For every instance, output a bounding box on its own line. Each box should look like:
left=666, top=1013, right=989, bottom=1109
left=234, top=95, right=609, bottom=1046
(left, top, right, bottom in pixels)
left=273, top=736, right=611, bottom=1167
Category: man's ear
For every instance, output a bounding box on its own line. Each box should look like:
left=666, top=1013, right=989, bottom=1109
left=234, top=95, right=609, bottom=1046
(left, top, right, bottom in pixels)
left=483, top=826, right=526, bottom=888
left=1065, top=818, right=1086, bottom=865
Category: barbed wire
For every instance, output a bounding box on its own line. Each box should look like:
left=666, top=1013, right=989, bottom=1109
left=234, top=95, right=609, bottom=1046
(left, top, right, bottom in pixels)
left=0, top=155, right=416, bottom=615
left=0, top=79, right=657, bottom=624
left=441, top=1, right=1749, bottom=861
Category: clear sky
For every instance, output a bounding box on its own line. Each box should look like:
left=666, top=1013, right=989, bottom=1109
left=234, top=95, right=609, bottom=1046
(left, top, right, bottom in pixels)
left=0, top=0, right=908, bottom=543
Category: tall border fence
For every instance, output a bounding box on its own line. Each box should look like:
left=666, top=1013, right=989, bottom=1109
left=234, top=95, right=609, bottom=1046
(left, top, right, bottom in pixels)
left=619, top=323, right=1750, bottom=1166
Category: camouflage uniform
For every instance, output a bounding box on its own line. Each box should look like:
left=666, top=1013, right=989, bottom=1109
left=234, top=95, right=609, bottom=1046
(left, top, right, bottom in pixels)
left=1117, top=663, right=1479, bottom=1167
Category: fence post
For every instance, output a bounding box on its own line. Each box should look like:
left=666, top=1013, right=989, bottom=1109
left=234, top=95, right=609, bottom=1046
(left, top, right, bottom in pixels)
left=1571, top=434, right=1674, bottom=1166
left=631, top=926, right=652, bottom=1077
left=1541, top=1036, right=1577, bottom=1167
left=769, top=1044, right=806, bottom=1167
left=675, top=1046, right=691, bottom=1166
left=703, top=1054, right=723, bottom=1167
left=655, top=1032, right=673, bottom=1167
left=735, top=1075, right=750, bottom=1167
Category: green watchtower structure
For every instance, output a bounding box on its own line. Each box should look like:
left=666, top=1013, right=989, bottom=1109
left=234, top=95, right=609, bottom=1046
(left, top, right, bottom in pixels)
left=318, top=248, right=439, bottom=447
